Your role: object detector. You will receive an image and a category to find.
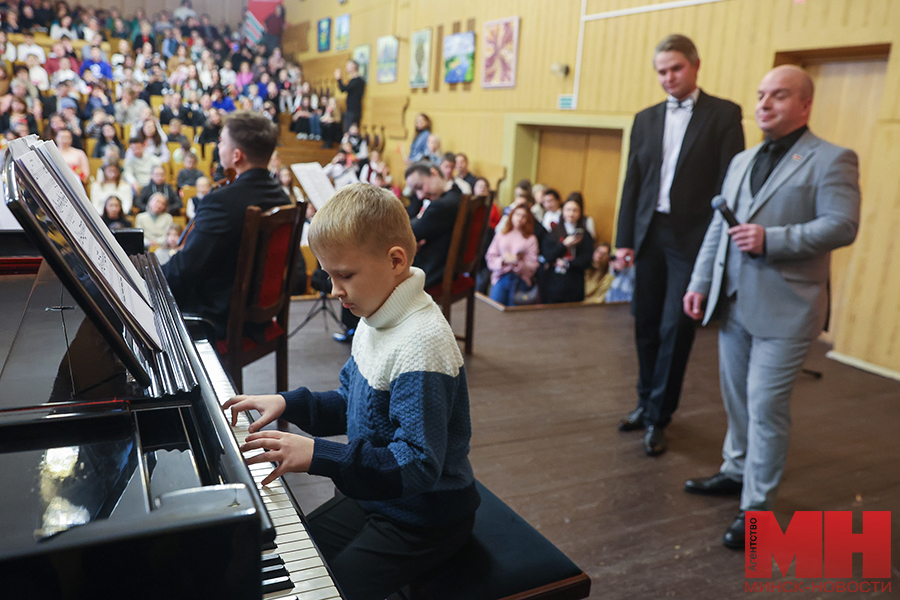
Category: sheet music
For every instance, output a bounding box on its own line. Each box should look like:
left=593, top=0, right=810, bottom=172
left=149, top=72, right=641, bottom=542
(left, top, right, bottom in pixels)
left=15, top=150, right=161, bottom=349
left=290, top=162, right=335, bottom=210
left=33, top=140, right=152, bottom=304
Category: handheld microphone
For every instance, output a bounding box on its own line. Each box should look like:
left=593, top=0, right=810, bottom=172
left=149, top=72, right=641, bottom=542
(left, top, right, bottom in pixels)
left=711, top=197, right=739, bottom=227
left=712, top=198, right=759, bottom=258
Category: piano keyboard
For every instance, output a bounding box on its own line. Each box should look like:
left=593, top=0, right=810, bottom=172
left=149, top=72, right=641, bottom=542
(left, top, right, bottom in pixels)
left=195, top=340, right=343, bottom=600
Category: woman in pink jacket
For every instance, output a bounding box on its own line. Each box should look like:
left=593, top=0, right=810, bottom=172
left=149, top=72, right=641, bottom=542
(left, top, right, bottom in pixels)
left=485, top=204, right=540, bottom=306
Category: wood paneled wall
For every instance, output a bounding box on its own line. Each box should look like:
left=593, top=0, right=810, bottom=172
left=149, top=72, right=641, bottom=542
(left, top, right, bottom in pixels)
left=285, top=0, right=900, bottom=376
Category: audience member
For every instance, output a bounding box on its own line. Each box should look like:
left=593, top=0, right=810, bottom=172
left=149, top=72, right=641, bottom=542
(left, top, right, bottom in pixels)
left=334, top=59, right=364, bottom=131
left=55, top=128, right=89, bottom=181
left=540, top=188, right=563, bottom=231
left=123, top=137, right=163, bottom=193
left=485, top=204, right=540, bottom=306
left=423, top=134, right=442, bottom=166
left=17, top=31, right=46, bottom=64
left=136, top=165, right=180, bottom=213
left=584, top=242, right=614, bottom=304
left=177, top=151, right=203, bottom=188
left=455, top=152, right=477, bottom=190
left=185, top=176, right=211, bottom=219
left=135, top=192, right=174, bottom=247
left=114, top=86, right=150, bottom=126
left=100, top=195, right=132, bottom=230
left=154, top=223, right=185, bottom=266
left=407, top=112, right=431, bottom=163
left=541, top=197, right=594, bottom=303
left=438, top=152, right=472, bottom=194
left=91, top=161, right=133, bottom=213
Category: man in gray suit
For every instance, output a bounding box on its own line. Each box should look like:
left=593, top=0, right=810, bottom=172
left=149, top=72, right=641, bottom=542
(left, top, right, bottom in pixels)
left=682, top=65, right=860, bottom=549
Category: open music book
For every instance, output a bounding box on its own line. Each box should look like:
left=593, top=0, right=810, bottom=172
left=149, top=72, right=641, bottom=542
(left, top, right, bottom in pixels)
left=290, top=162, right=336, bottom=210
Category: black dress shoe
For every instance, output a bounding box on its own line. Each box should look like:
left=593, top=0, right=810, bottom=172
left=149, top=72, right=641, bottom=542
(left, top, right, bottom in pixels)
left=643, top=425, right=667, bottom=456
left=723, top=511, right=746, bottom=549
left=684, top=473, right=743, bottom=496
left=333, top=328, right=355, bottom=343
left=617, top=407, right=645, bottom=431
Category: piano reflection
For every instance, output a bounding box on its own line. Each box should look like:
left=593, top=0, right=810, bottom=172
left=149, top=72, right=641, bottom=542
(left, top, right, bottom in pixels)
left=0, top=140, right=343, bottom=599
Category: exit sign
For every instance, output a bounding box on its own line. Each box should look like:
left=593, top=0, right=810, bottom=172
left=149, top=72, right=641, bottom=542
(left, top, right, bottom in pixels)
left=558, top=94, right=576, bottom=110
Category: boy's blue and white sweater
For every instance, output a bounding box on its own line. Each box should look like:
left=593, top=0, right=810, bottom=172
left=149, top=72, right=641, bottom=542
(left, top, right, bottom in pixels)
left=281, top=268, right=480, bottom=528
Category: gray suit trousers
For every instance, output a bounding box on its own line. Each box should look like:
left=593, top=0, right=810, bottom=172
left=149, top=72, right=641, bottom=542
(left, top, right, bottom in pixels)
left=717, top=298, right=813, bottom=511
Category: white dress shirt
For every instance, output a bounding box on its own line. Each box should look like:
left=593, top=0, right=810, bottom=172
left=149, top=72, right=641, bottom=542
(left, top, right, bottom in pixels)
left=656, top=87, right=700, bottom=214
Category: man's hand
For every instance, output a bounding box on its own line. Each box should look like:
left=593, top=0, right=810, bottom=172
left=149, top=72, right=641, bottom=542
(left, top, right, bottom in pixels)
left=683, top=291, right=707, bottom=320
left=334, top=68, right=342, bottom=80
left=612, top=247, right=635, bottom=270
left=241, top=431, right=315, bottom=486
left=729, top=223, right=765, bottom=255
left=222, top=394, right=286, bottom=434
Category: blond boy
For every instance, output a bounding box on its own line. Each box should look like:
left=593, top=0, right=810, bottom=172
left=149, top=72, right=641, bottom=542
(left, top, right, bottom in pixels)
left=224, top=183, right=478, bottom=600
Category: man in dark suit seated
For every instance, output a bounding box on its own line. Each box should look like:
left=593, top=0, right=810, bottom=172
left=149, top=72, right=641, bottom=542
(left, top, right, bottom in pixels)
left=403, top=162, right=463, bottom=290
left=162, top=110, right=289, bottom=338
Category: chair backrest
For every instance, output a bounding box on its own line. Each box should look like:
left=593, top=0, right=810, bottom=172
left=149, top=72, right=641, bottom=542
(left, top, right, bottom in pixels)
left=440, top=193, right=495, bottom=291
left=225, top=203, right=304, bottom=344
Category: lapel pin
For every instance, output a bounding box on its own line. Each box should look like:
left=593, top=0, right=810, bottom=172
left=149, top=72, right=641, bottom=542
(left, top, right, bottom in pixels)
left=792, top=154, right=802, bottom=161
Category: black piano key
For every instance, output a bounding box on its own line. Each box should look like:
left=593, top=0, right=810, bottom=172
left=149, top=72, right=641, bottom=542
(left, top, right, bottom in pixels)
left=261, top=574, right=294, bottom=594
left=262, top=538, right=278, bottom=551
left=261, top=564, right=290, bottom=579
left=260, top=553, right=285, bottom=569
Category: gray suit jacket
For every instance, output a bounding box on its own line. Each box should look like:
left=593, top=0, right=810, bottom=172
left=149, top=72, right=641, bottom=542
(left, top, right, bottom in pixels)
left=688, top=130, right=860, bottom=339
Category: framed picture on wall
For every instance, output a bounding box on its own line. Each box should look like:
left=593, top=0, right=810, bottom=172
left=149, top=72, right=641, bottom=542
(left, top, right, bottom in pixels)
left=334, top=14, right=350, bottom=51
left=353, top=44, right=371, bottom=82
left=482, top=17, right=519, bottom=88
left=409, top=28, right=432, bottom=89
left=317, top=18, right=331, bottom=52
left=443, top=31, right=475, bottom=84
left=376, top=36, right=399, bottom=84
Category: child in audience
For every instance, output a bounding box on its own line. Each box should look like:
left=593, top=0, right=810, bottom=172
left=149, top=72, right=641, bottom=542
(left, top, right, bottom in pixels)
left=565, top=191, right=596, bottom=238
left=540, top=188, right=563, bottom=231
left=154, top=223, right=184, bottom=265
left=172, top=138, right=193, bottom=164
left=135, top=192, right=174, bottom=248
left=186, top=176, right=211, bottom=219
left=485, top=204, right=540, bottom=306
left=531, top=183, right=547, bottom=221
left=101, top=195, right=132, bottom=230
left=222, top=183, right=479, bottom=600
left=541, top=197, right=595, bottom=303
left=167, top=118, right=189, bottom=145
left=93, top=121, right=123, bottom=157
left=584, top=242, right=615, bottom=303
left=176, top=151, right=203, bottom=188
left=277, top=166, right=303, bottom=204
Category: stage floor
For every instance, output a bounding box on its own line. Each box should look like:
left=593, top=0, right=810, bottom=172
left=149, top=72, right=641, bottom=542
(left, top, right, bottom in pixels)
left=242, top=298, right=900, bottom=599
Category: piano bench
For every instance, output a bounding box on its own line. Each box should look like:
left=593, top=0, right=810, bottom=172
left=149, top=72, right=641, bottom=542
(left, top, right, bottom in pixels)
left=408, top=480, right=591, bottom=600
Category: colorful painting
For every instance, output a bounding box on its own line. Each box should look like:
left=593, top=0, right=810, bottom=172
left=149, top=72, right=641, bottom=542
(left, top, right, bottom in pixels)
left=409, top=28, right=432, bottom=89
left=334, top=14, right=350, bottom=51
left=443, top=31, right=475, bottom=84
left=376, top=36, right=399, bottom=84
left=482, top=17, right=519, bottom=88
left=317, top=18, right=331, bottom=52
left=353, top=44, right=371, bottom=82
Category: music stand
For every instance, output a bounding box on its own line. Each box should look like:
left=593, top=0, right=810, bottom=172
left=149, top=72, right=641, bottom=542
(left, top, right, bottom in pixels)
left=288, top=271, right=343, bottom=337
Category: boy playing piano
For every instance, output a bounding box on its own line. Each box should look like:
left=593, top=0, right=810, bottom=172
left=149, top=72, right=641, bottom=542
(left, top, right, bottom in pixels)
left=223, top=183, right=479, bottom=600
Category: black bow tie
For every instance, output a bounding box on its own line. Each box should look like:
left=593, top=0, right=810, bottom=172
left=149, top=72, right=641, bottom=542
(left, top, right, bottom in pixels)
left=666, top=96, right=695, bottom=110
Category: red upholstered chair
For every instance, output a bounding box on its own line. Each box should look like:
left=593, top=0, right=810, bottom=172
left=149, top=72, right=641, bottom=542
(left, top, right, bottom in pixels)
left=218, top=203, right=303, bottom=394
left=425, top=193, right=495, bottom=355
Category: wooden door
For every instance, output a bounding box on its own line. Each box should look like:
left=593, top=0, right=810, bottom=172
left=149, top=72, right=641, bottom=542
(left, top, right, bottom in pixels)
left=535, top=126, right=623, bottom=246
left=803, top=58, right=887, bottom=343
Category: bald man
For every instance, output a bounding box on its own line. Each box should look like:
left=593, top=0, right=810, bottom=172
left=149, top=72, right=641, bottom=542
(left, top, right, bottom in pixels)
left=682, top=65, right=860, bottom=549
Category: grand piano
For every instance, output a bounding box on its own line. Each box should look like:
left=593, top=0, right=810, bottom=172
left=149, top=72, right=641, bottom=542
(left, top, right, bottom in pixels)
left=0, top=142, right=343, bottom=600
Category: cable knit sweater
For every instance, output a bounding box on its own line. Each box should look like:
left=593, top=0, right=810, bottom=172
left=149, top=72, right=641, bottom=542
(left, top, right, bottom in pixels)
left=281, top=268, right=480, bottom=527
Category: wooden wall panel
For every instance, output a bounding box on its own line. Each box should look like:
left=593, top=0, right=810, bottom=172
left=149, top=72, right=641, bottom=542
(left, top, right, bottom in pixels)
left=282, top=0, right=900, bottom=374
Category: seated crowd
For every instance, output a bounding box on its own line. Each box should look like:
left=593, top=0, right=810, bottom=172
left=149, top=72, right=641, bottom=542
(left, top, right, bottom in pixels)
left=0, top=1, right=303, bottom=249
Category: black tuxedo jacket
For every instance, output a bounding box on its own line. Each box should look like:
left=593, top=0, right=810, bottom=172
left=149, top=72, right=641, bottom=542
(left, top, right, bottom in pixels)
left=162, top=168, right=289, bottom=336
left=616, top=90, right=744, bottom=261
left=410, top=185, right=462, bottom=290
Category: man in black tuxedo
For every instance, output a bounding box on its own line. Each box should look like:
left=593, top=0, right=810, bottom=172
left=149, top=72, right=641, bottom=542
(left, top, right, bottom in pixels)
left=404, top=162, right=463, bottom=290
left=162, top=111, right=289, bottom=337
left=613, top=34, right=744, bottom=456
left=334, top=59, right=365, bottom=133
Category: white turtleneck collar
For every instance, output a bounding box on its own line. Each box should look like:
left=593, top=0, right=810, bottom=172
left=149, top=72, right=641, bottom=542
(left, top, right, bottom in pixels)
left=363, top=267, right=433, bottom=330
